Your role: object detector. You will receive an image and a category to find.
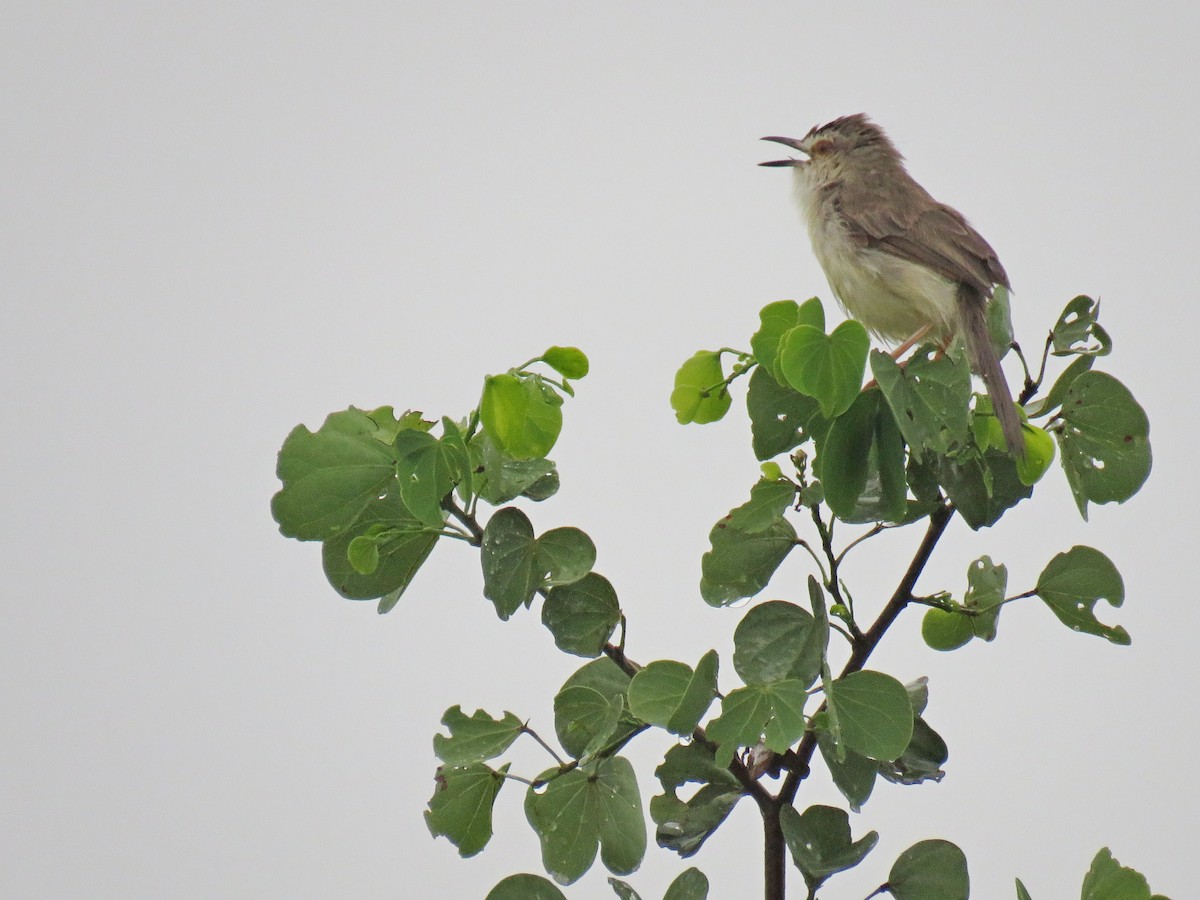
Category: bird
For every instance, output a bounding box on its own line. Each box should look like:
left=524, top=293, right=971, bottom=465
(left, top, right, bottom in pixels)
left=760, top=113, right=1024, bottom=456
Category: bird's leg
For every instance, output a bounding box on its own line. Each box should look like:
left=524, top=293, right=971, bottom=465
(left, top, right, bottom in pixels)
left=862, top=324, right=936, bottom=391
left=889, top=324, right=933, bottom=360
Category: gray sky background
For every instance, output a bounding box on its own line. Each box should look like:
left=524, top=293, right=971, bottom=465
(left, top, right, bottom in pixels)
left=4, top=3, right=1197, bottom=898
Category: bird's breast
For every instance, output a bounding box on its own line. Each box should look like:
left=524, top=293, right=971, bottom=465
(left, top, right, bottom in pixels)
left=790, top=169, right=958, bottom=343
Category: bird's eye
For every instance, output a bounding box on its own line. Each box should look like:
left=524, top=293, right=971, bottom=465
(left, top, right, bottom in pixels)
left=811, top=139, right=833, bottom=157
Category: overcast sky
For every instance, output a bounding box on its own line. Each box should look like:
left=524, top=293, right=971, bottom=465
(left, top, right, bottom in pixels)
left=4, top=3, right=1197, bottom=898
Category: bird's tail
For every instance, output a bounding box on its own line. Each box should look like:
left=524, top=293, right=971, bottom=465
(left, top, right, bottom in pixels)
left=958, top=284, right=1025, bottom=457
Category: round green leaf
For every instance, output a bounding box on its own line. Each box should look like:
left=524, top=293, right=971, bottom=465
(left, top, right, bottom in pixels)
left=779, top=320, right=869, bottom=418
left=671, top=351, right=732, bottom=424
left=542, top=345, right=589, bottom=379
left=542, top=572, right=621, bottom=657
left=480, top=372, right=564, bottom=460
left=733, top=601, right=820, bottom=686
left=554, top=658, right=634, bottom=758
left=1056, top=371, right=1151, bottom=518
left=1016, top=424, right=1056, bottom=485
left=485, top=874, right=567, bottom=900
left=537, top=526, right=596, bottom=586
left=921, top=608, right=974, bottom=651
left=346, top=535, right=381, bottom=575
left=1036, top=546, right=1129, bottom=644
left=827, top=670, right=914, bottom=760
left=888, top=839, right=969, bottom=900
left=321, top=495, right=437, bottom=604
left=627, top=651, right=718, bottom=736
left=628, top=661, right=695, bottom=729
left=664, top=867, right=710, bottom=900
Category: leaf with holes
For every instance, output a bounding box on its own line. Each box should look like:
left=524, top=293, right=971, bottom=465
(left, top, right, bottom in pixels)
left=1036, top=546, right=1128, bottom=644
left=1056, top=371, right=1151, bottom=519
left=746, top=365, right=829, bottom=460
left=1051, top=295, right=1111, bottom=358
left=781, top=804, right=879, bottom=890
left=871, top=348, right=972, bottom=460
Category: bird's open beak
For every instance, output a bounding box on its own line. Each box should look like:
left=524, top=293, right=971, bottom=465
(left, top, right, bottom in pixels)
left=759, top=135, right=806, bottom=167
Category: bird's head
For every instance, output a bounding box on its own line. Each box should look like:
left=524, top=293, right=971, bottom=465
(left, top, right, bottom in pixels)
left=760, top=114, right=902, bottom=176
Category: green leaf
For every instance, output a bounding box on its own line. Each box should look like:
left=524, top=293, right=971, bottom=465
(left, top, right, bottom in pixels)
left=608, top=878, right=642, bottom=900
left=1015, top=877, right=1033, bottom=900
left=346, top=535, right=381, bottom=575
left=538, top=527, right=597, bottom=586
left=935, top=449, right=1033, bottom=530
left=481, top=372, right=564, bottom=460
left=1056, top=371, right=1152, bottom=519
left=320, top=493, right=437, bottom=604
left=779, top=320, right=870, bottom=418
left=780, top=804, right=878, bottom=890
left=1081, top=848, right=1157, bottom=900
left=542, top=345, right=590, bottom=380
left=700, top=516, right=796, bottom=607
left=440, top=416, right=474, bottom=505
left=664, top=868, right=710, bottom=900
left=542, top=572, right=622, bottom=657
left=706, top=680, right=808, bottom=764
left=627, top=651, right=719, bottom=735
left=392, top=429, right=458, bottom=527
left=524, top=756, right=646, bottom=884
left=485, top=874, right=568, bottom=900
left=762, top=679, right=810, bottom=752
left=921, top=608, right=974, bottom=651
left=272, top=409, right=399, bottom=541
left=750, top=300, right=799, bottom=381
left=987, top=284, right=1015, bottom=358
left=746, top=364, right=828, bottom=460
left=871, top=348, right=973, bottom=460
left=827, top=670, right=913, bottom=760
left=424, top=762, right=506, bottom=857
left=470, top=431, right=559, bottom=506
left=817, top=732, right=876, bottom=811
left=650, top=742, right=742, bottom=857
left=480, top=506, right=539, bottom=619
left=733, top=601, right=822, bottom=687
left=1036, top=546, right=1129, bottom=644
left=1030, top=353, right=1094, bottom=418
left=878, top=716, right=948, bottom=785
left=728, top=479, right=797, bottom=533
left=818, top=389, right=907, bottom=523
left=433, top=706, right=524, bottom=765
left=964, top=555, right=1007, bottom=641
left=554, top=686, right=622, bottom=760
left=1016, top=424, right=1056, bottom=485
left=750, top=298, right=825, bottom=381
left=888, top=839, right=970, bottom=900
left=555, top=658, right=636, bottom=758
left=1051, top=295, right=1111, bottom=357
left=671, top=351, right=733, bottom=425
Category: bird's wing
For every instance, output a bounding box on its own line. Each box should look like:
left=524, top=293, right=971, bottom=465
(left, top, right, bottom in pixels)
left=835, top=176, right=1010, bottom=294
